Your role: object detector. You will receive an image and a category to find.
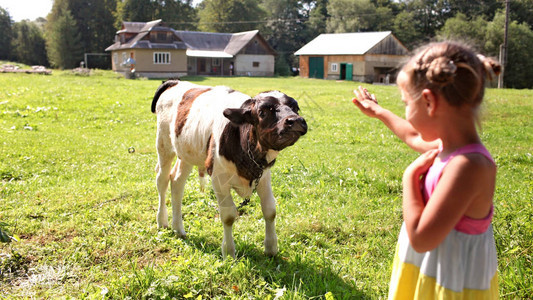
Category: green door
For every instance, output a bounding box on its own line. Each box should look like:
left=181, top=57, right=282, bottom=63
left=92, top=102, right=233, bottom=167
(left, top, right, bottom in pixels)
left=345, top=63, right=353, bottom=81
left=309, top=57, right=324, bottom=79
left=339, top=63, right=353, bottom=80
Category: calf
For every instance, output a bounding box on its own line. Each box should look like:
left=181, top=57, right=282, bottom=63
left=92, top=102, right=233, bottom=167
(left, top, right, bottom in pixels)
left=151, top=80, right=307, bottom=258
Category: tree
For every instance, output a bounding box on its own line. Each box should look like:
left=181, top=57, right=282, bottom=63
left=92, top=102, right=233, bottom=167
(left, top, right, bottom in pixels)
left=197, top=0, right=265, bottom=33
left=116, top=0, right=197, bottom=31
left=154, top=0, right=198, bottom=31
left=260, top=0, right=312, bottom=75
left=447, top=0, right=501, bottom=21
left=437, top=10, right=533, bottom=89
left=11, top=20, right=48, bottom=66
left=326, top=0, right=376, bottom=33
left=307, top=0, right=329, bottom=35
left=115, top=0, right=155, bottom=26
left=0, top=7, right=13, bottom=60
left=399, top=0, right=454, bottom=42
left=485, top=11, right=533, bottom=89
left=437, top=13, right=488, bottom=51
left=46, top=0, right=117, bottom=69
left=510, top=0, right=533, bottom=30
left=392, top=10, right=422, bottom=49
left=46, top=1, right=83, bottom=69
left=371, top=5, right=394, bottom=31
left=372, top=0, right=401, bottom=15
left=505, top=21, right=533, bottom=88
left=62, top=0, right=116, bottom=68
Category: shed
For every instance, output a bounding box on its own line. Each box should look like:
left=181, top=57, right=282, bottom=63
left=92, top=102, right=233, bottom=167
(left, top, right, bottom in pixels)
left=105, top=20, right=276, bottom=78
left=294, top=31, right=409, bottom=83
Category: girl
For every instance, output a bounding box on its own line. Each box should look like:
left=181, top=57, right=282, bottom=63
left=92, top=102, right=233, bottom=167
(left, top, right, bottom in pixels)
left=353, top=42, right=501, bottom=299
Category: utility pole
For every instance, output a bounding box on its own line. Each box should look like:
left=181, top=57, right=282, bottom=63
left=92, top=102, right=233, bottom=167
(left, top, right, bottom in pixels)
left=498, top=0, right=510, bottom=88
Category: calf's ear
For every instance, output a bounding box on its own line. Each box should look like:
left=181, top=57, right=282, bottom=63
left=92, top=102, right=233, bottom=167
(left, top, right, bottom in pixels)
left=223, top=108, right=253, bottom=125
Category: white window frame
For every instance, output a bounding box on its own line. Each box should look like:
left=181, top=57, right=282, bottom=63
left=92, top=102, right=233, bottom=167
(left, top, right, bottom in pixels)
left=331, top=63, right=338, bottom=72
left=212, top=58, right=220, bottom=66
left=153, top=52, right=171, bottom=64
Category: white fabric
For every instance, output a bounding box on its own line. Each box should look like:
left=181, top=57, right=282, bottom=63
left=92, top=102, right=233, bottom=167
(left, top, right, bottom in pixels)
left=397, top=222, right=498, bottom=292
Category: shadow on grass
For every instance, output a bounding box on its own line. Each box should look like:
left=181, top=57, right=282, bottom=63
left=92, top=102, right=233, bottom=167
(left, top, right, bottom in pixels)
left=148, top=75, right=286, bottom=83
left=146, top=75, right=212, bottom=83
left=183, top=233, right=368, bottom=299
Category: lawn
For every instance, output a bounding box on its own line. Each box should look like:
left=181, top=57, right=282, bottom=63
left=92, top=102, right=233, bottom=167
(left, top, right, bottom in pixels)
left=0, top=71, right=531, bottom=299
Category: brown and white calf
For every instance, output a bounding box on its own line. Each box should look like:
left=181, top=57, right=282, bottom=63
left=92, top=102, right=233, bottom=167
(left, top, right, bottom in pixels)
left=151, top=80, right=307, bottom=258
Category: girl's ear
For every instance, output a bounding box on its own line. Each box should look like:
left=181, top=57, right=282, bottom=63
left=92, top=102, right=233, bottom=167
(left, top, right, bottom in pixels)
left=421, top=89, right=438, bottom=117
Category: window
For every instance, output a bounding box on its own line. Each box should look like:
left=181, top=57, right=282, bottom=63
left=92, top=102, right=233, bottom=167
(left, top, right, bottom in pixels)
left=157, top=32, right=167, bottom=42
left=253, top=61, right=260, bottom=67
left=154, top=52, right=171, bottom=64
left=331, top=63, right=338, bottom=72
left=113, top=53, right=118, bottom=66
left=121, top=52, right=127, bottom=65
left=212, top=58, right=220, bottom=66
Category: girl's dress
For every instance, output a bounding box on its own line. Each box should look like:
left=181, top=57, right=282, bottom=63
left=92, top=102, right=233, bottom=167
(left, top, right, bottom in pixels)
left=388, top=144, right=499, bottom=299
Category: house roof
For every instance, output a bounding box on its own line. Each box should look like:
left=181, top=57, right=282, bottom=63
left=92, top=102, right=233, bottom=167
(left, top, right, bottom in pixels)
left=117, top=20, right=161, bottom=34
left=294, top=31, right=404, bottom=56
left=106, top=20, right=275, bottom=57
left=224, top=30, right=262, bottom=55
left=174, top=31, right=232, bottom=51
left=106, top=20, right=187, bottom=51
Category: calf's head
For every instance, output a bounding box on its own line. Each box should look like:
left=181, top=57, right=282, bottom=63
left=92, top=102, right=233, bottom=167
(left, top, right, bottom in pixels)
left=223, top=91, right=307, bottom=151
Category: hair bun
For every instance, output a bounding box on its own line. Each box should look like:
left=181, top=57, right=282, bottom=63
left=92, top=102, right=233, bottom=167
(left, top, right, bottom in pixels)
left=477, top=54, right=502, bottom=81
left=426, top=57, right=457, bottom=86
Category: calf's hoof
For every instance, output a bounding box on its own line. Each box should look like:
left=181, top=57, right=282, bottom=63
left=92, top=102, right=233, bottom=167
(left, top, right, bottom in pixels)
left=264, top=246, right=278, bottom=257
left=221, top=245, right=236, bottom=259
left=174, top=230, right=187, bottom=239
left=157, top=220, right=169, bottom=229
left=264, top=238, right=278, bottom=257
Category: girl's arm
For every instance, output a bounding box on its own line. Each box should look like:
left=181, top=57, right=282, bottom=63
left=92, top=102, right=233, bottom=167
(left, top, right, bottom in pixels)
left=403, top=151, right=496, bottom=252
left=352, top=86, right=440, bottom=153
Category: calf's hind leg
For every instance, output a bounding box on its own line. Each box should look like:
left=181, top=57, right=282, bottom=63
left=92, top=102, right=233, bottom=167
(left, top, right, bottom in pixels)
left=170, top=159, right=193, bottom=238
left=156, top=151, right=175, bottom=229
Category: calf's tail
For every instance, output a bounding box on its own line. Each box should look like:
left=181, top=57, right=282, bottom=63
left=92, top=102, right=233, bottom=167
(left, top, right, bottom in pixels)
left=151, top=80, right=180, bottom=113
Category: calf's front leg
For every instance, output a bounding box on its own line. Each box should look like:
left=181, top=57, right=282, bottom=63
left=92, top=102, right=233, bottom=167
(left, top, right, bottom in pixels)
left=257, top=172, right=278, bottom=257
left=212, top=172, right=237, bottom=258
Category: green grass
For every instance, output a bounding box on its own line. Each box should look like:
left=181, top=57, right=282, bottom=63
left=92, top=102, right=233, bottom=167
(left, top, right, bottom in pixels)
left=0, top=71, right=531, bottom=299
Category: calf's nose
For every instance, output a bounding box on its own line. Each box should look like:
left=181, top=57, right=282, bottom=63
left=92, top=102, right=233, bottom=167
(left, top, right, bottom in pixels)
left=285, top=116, right=307, bottom=135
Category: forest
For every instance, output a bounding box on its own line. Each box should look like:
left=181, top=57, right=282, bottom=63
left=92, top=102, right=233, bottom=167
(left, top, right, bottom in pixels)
left=0, top=0, right=532, bottom=88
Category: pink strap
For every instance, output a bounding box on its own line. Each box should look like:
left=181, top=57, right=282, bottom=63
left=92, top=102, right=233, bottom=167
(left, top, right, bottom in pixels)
left=440, top=144, right=494, bottom=164
left=455, top=206, right=494, bottom=234
left=422, top=144, right=495, bottom=234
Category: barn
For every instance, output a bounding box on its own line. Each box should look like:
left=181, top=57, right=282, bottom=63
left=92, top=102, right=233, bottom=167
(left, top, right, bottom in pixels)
left=294, top=31, right=409, bottom=83
left=105, top=20, right=276, bottom=78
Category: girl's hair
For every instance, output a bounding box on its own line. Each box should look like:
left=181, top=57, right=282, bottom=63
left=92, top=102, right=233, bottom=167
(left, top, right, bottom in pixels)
left=401, top=41, right=502, bottom=107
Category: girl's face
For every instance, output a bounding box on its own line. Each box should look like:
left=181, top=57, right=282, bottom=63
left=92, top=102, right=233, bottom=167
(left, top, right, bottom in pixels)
left=397, top=71, right=433, bottom=140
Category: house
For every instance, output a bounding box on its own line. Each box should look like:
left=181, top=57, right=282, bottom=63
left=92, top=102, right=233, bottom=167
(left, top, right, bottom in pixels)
left=294, top=31, right=409, bottom=83
left=105, top=19, right=276, bottom=78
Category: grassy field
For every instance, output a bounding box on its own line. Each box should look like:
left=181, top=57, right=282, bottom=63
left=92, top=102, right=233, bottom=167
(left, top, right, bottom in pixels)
left=0, top=70, right=531, bottom=299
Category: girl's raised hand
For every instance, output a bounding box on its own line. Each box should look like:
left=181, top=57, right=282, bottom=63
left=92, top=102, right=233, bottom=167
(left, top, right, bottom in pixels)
left=352, top=86, right=381, bottom=118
